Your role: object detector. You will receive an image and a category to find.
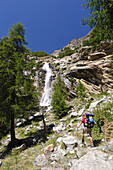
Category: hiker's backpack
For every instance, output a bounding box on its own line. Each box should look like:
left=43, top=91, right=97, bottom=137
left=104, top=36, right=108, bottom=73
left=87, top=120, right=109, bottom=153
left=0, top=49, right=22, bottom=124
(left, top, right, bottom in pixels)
left=84, top=113, right=96, bottom=128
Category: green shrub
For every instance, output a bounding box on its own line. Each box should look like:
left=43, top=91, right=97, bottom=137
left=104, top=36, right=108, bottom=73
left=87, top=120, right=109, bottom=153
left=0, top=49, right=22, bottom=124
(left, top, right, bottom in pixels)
left=31, top=51, right=48, bottom=57
left=93, top=101, right=113, bottom=133
left=59, top=52, right=65, bottom=58
left=82, top=40, right=90, bottom=46
left=76, top=80, right=86, bottom=101
left=64, top=47, right=75, bottom=56
left=85, top=99, right=92, bottom=109
left=58, top=47, right=75, bottom=58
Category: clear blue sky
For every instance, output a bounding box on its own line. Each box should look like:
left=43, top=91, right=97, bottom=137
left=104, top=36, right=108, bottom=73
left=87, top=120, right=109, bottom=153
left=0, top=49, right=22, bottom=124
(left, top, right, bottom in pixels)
left=0, top=0, right=90, bottom=54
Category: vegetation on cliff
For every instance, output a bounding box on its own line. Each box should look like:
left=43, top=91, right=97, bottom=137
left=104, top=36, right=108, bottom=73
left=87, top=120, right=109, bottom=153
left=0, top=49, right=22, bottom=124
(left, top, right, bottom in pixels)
left=31, top=51, right=48, bottom=58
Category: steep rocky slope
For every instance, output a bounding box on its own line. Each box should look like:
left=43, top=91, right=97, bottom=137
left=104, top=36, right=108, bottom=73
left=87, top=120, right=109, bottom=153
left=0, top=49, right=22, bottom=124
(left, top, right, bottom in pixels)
left=38, top=32, right=113, bottom=97
left=51, top=30, right=92, bottom=57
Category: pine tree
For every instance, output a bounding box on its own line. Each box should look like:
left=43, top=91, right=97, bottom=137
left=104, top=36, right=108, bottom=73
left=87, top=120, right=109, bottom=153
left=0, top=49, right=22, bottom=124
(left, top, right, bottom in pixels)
left=51, top=74, right=68, bottom=119
left=0, top=22, right=39, bottom=145
left=76, top=80, right=86, bottom=101
left=82, top=0, right=113, bottom=44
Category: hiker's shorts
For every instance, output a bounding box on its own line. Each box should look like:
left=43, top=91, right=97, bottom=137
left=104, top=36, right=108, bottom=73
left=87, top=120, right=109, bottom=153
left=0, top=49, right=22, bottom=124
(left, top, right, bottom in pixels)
left=83, top=127, right=92, bottom=136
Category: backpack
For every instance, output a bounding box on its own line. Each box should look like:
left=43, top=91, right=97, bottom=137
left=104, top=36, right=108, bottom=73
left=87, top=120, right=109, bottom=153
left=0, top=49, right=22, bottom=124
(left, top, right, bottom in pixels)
left=84, top=113, right=96, bottom=128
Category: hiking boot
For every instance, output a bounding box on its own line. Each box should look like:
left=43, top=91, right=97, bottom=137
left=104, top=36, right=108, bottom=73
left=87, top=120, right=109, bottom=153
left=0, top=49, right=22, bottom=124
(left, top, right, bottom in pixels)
left=90, top=142, right=94, bottom=147
left=81, top=142, right=86, bottom=147
left=82, top=138, right=84, bottom=144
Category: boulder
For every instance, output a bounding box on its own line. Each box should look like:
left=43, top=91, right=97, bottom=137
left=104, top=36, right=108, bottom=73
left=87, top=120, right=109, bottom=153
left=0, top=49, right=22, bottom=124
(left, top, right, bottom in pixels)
left=70, top=150, right=113, bottom=170
left=108, top=138, right=113, bottom=147
left=78, top=108, right=85, bottom=116
left=33, top=154, right=48, bottom=167
left=70, top=112, right=78, bottom=117
left=89, top=96, right=106, bottom=111
left=56, top=137, right=64, bottom=144
left=62, top=136, right=78, bottom=149
left=53, top=122, right=65, bottom=132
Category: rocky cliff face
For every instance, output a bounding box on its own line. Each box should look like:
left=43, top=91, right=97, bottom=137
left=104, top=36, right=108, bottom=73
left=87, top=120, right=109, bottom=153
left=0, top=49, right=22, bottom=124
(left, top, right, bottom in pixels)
left=38, top=32, right=113, bottom=98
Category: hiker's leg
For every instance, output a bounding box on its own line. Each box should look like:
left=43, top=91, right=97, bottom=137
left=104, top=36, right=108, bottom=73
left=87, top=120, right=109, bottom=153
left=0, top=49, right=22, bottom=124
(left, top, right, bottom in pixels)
left=81, top=132, right=84, bottom=143
left=89, top=129, right=94, bottom=146
left=90, top=136, right=93, bottom=143
left=82, top=127, right=86, bottom=143
left=90, top=136, right=94, bottom=147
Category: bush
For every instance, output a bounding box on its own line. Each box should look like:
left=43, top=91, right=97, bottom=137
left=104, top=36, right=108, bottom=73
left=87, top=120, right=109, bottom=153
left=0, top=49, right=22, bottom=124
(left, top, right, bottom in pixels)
left=82, top=40, right=90, bottom=47
left=58, top=47, right=75, bottom=58
left=31, top=51, right=48, bottom=57
left=76, top=80, right=86, bottom=101
left=64, top=47, right=75, bottom=56
left=59, top=53, right=65, bottom=58
left=93, top=101, right=113, bottom=133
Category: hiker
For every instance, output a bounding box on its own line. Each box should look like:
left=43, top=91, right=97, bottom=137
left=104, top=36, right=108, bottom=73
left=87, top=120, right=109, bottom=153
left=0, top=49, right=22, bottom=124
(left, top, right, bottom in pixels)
left=77, top=113, right=96, bottom=147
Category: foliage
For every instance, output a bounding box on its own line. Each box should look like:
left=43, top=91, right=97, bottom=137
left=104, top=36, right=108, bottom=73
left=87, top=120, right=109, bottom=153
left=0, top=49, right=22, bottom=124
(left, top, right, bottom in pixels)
left=58, top=47, right=75, bottom=58
left=0, top=22, right=39, bottom=142
left=76, top=80, right=86, bottom=101
left=85, top=99, right=92, bottom=109
left=31, top=51, right=48, bottom=57
left=82, top=0, right=113, bottom=45
left=70, top=76, right=74, bottom=87
left=93, top=101, right=113, bottom=133
left=51, top=74, right=69, bottom=119
left=82, top=28, right=109, bottom=47
left=82, top=39, right=91, bottom=47
left=74, top=45, right=81, bottom=52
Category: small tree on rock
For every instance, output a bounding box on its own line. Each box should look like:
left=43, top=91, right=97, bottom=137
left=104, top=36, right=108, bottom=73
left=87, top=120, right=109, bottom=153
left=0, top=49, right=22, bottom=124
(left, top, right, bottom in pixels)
left=76, top=80, right=86, bottom=101
left=51, top=74, right=68, bottom=119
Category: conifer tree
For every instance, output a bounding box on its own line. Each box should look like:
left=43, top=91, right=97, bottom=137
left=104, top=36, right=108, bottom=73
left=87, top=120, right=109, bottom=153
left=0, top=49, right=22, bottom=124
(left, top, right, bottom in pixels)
left=51, top=74, right=68, bottom=119
left=82, top=0, right=113, bottom=44
left=0, top=22, right=39, bottom=145
left=76, top=80, right=86, bottom=101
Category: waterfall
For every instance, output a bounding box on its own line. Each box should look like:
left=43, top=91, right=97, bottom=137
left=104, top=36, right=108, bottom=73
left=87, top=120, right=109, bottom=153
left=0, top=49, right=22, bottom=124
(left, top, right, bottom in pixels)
left=40, top=62, right=52, bottom=107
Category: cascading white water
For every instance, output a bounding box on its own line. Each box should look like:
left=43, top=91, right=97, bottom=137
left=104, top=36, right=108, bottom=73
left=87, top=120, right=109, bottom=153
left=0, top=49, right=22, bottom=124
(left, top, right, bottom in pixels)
left=40, top=62, right=52, bottom=107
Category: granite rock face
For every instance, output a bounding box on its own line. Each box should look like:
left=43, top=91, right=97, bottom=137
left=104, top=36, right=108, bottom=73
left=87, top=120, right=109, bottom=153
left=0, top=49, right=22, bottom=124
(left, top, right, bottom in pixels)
left=38, top=37, right=113, bottom=97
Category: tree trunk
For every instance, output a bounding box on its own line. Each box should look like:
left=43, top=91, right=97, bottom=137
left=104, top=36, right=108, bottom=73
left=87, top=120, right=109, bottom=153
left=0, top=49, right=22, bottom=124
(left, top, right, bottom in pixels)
left=42, top=114, right=47, bottom=132
left=11, top=111, right=15, bottom=142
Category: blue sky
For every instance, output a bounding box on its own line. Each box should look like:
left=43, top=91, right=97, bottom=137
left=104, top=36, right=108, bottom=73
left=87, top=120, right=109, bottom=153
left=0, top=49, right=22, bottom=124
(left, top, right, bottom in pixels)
left=0, top=0, right=90, bottom=54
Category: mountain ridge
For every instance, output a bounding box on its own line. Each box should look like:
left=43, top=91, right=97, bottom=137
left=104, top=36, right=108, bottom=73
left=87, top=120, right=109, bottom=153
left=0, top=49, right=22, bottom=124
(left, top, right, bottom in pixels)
left=51, top=30, right=92, bottom=57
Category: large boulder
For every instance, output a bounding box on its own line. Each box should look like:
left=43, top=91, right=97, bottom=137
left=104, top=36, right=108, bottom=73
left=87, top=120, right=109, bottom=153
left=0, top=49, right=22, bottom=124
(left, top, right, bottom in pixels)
left=70, top=150, right=113, bottom=170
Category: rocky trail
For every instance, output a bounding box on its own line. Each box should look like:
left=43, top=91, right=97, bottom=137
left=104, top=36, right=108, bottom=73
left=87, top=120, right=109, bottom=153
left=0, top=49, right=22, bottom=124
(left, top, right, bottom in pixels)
left=0, top=101, right=113, bottom=170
